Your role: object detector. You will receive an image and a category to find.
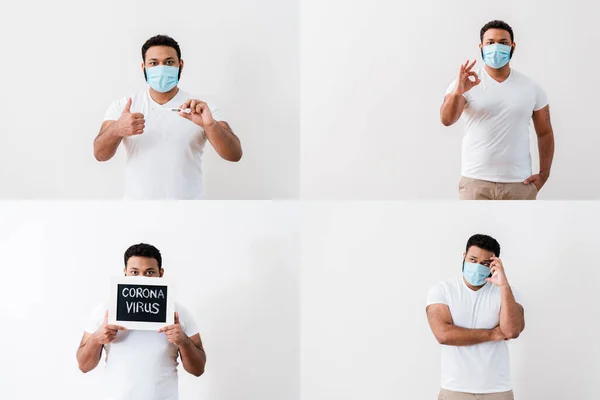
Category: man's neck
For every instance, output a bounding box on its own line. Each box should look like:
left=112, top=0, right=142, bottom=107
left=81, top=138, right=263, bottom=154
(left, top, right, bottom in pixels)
left=462, top=276, right=485, bottom=291
left=485, top=64, right=511, bottom=83
left=149, top=86, right=180, bottom=105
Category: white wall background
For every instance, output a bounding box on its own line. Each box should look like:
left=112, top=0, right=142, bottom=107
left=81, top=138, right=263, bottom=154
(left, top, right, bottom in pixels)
left=0, top=202, right=299, bottom=400
left=0, top=0, right=299, bottom=199
left=301, top=202, right=600, bottom=399
left=300, top=0, right=600, bottom=199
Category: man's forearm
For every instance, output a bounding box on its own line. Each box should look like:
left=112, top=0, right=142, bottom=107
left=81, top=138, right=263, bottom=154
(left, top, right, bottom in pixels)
left=499, top=285, right=524, bottom=339
left=76, top=338, right=103, bottom=373
left=440, top=92, right=464, bottom=126
left=438, top=325, right=500, bottom=346
left=94, top=123, right=123, bottom=162
left=204, top=122, right=242, bottom=162
left=537, top=130, right=554, bottom=177
left=179, top=337, right=206, bottom=377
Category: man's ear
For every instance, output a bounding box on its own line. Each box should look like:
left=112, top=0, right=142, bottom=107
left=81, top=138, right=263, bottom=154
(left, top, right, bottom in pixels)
left=123, top=267, right=128, bottom=276
left=159, top=268, right=164, bottom=278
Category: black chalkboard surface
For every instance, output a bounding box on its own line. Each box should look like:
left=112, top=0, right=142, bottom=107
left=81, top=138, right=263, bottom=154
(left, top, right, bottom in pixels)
left=110, top=277, right=174, bottom=330
left=116, top=283, right=168, bottom=323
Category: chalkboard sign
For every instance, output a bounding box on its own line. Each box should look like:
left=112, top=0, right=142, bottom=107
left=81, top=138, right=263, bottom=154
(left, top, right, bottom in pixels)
left=109, top=276, right=174, bottom=330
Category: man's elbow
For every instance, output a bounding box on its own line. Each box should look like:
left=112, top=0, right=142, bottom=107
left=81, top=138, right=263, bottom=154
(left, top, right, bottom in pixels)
left=93, top=147, right=110, bottom=162
left=188, top=366, right=205, bottom=377
left=435, top=332, right=449, bottom=345
left=440, top=116, right=455, bottom=127
left=506, top=332, right=520, bottom=340
left=505, top=328, right=522, bottom=340
left=536, top=129, right=554, bottom=139
left=78, top=361, right=94, bottom=373
left=225, top=150, right=243, bottom=162
left=94, top=153, right=108, bottom=162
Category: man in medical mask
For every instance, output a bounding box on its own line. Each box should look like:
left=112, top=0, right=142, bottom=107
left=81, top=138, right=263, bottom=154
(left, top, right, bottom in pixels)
left=426, top=234, right=524, bottom=399
left=76, top=243, right=206, bottom=400
left=93, top=35, right=242, bottom=199
left=440, top=20, right=555, bottom=200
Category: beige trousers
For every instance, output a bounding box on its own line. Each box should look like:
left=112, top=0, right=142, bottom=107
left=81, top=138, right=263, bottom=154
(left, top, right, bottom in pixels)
left=458, top=177, right=538, bottom=200
left=438, top=389, right=515, bottom=400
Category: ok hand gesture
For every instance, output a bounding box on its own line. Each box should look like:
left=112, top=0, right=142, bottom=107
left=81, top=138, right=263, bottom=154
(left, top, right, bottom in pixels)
left=454, top=60, right=480, bottom=96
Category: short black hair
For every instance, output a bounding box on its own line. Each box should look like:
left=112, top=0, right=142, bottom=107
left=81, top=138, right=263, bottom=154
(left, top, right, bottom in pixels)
left=465, top=234, right=501, bottom=257
left=141, top=35, right=181, bottom=61
left=124, top=243, right=162, bottom=269
left=480, top=20, right=514, bottom=43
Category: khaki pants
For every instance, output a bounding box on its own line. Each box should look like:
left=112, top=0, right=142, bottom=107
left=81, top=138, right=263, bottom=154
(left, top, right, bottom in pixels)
left=438, top=388, right=514, bottom=400
left=458, top=177, right=538, bottom=200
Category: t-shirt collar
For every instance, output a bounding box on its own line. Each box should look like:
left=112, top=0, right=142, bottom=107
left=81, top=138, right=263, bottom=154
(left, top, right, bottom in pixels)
left=147, top=87, right=182, bottom=108
left=482, top=66, right=513, bottom=85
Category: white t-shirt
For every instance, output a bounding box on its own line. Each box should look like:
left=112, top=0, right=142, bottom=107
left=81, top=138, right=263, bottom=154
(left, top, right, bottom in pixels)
left=84, top=301, right=199, bottom=400
left=427, top=277, right=519, bottom=393
left=446, top=68, right=548, bottom=183
left=103, top=88, right=222, bottom=199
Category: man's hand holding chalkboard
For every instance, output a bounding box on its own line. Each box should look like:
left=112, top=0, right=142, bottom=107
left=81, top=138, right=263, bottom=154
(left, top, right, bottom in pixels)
left=93, top=310, right=126, bottom=345
left=158, top=312, right=189, bottom=347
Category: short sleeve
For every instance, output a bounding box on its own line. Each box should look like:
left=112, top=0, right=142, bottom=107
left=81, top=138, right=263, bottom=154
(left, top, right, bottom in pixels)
left=84, top=302, right=106, bottom=334
left=426, top=282, right=448, bottom=307
left=533, top=82, right=548, bottom=111
left=445, top=79, right=458, bottom=96
left=103, top=97, right=127, bottom=121
left=445, top=78, right=468, bottom=101
left=175, top=303, right=199, bottom=337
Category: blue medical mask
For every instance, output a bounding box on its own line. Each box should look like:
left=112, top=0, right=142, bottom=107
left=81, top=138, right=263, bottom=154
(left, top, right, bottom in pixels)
left=482, top=44, right=512, bottom=69
left=145, top=65, right=179, bottom=93
left=462, top=261, right=491, bottom=286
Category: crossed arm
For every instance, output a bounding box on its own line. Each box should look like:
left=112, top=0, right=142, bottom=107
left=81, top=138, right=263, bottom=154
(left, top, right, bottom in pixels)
left=426, top=294, right=524, bottom=346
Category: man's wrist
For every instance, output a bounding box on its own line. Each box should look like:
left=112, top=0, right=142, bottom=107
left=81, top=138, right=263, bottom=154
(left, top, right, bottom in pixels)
left=179, top=335, right=193, bottom=349
left=109, top=124, right=123, bottom=139
left=450, top=89, right=464, bottom=98
left=204, top=120, right=218, bottom=129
